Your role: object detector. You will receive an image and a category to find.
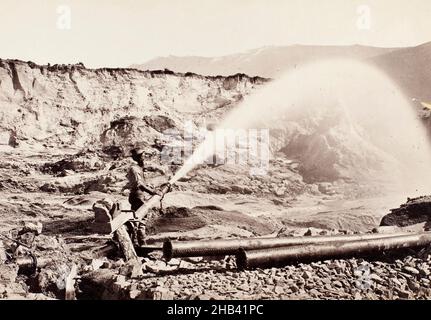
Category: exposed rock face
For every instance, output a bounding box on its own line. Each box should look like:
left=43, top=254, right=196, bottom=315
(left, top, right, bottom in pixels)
left=0, top=59, right=267, bottom=150
left=380, top=196, right=431, bottom=227
left=1, top=58, right=428, bottom=187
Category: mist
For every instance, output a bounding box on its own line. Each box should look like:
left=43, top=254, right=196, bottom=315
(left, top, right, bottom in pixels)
left=172, top=59, right=431, bottom=198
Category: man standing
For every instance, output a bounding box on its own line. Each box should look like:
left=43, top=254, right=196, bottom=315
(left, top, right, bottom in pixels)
left=125, top=148, right=162, bottom=211
left=124, top=147, right=172, bottom=245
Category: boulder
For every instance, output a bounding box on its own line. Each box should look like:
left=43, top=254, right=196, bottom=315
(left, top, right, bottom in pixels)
left=380, top=196, right=431, bottom=227
left=0, top=130, right=18, bottom=147
left=143, top=115, right=177, bottom=133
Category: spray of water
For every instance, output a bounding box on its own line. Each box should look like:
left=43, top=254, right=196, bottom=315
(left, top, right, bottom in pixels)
left=169, top=59, right=431, bottom=197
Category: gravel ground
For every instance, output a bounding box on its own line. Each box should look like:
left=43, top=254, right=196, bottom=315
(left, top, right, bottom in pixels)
left=77, top=247, right=431, bottom=300
left=3, top=221, right=431, bottom=300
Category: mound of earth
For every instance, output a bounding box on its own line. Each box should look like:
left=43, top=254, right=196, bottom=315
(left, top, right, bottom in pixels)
left=380, top=196, right=431, bottom=228
left=146, top=205, right=276, bottom=238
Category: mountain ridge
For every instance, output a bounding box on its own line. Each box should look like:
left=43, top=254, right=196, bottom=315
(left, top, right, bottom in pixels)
left=131, top=44, right=404, bottom=78
left=132, top=42, right=431, bottom=102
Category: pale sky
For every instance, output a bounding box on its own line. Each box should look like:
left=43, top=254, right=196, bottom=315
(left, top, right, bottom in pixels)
left=1, top=0, right=431, bottom=68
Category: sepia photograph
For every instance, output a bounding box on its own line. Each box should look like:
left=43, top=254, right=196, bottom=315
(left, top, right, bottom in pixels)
left=1, top=0, right=431, bottom=308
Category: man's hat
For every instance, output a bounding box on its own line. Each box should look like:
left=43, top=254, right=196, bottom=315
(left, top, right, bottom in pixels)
left=130, top=147, right=145, bottom=156
left=130, top=147, right=145, bottom=162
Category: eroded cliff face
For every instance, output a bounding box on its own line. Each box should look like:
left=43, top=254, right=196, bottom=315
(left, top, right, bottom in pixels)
left=0, top=59, right=266, bottom=151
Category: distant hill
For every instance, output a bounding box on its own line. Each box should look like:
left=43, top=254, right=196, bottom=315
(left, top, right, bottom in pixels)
left=369, top=42, right=431, bottom=101
left=132, top=43, right=431, bottom=101
left=132, top=45, right=398, bottom=78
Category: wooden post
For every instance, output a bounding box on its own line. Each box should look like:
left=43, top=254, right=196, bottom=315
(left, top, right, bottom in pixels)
left=114, top=225, right=138, bottom=261
left=65, top=264, right=78, bottom=300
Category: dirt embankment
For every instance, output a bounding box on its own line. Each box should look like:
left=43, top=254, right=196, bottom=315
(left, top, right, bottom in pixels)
left=0, top=59, right=266, bottom=150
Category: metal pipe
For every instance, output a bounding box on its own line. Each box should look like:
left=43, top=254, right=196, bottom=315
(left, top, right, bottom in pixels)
left=16, top=256, right=51, bottom=274
left=163, top=231, right=413, bottom=260
left=135, top=185, right=171, bottom=219
left=105, top=185, right=172, bottom=234
left=135, top=244, right=163, bottom=256
left=236, top=232, right=431, bottom=270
